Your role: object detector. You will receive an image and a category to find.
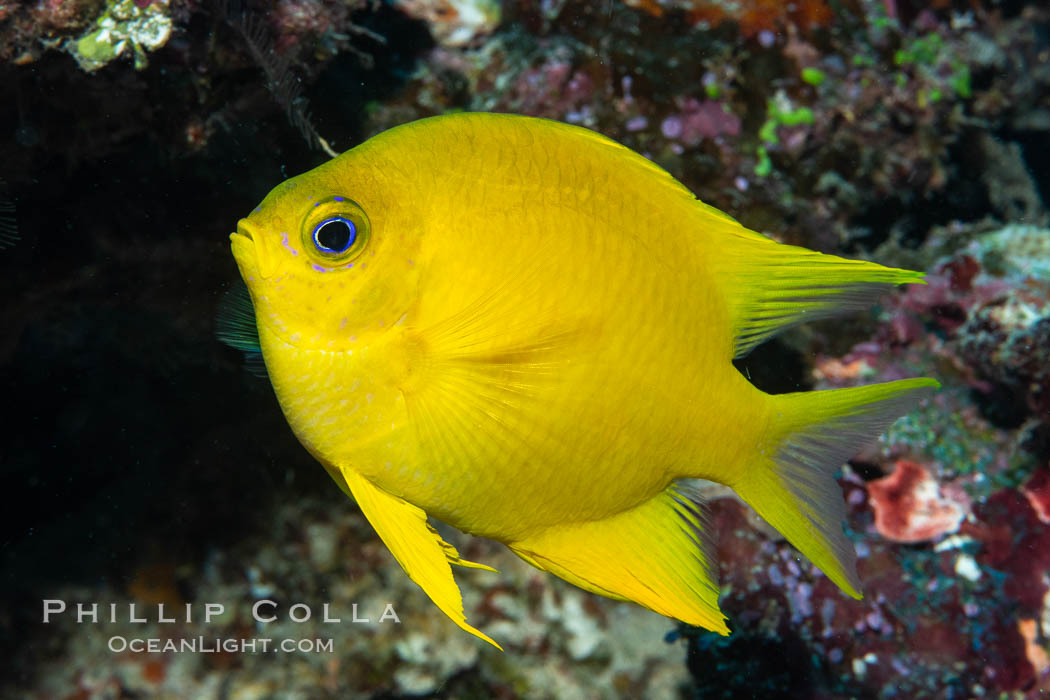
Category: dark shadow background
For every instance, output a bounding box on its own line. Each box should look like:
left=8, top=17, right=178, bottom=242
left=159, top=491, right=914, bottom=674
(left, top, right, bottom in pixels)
left=0, top=4, right=432, bottom=683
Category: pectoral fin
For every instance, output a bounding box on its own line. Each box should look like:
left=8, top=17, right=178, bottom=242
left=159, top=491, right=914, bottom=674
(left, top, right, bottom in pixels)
left=338, top=467, right=501, bottom=649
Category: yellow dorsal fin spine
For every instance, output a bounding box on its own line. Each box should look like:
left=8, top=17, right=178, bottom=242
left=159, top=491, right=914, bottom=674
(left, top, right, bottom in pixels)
left=702, top=225, right=927, bottom=358
left=734, top=378, right=940, bottom=598
left=534, top=110, right=927, bottom=361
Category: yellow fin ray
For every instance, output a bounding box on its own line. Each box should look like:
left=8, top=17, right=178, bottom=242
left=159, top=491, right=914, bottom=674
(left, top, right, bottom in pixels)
left=736, top=378, right=940, bottom=598
left=509, top=486, right=728, bottom=634
left=397, top=255, right=595, bottom=468
left=338, top=467, right=501, bottom=649
left=400, top=318, right=591, bottom=482
left=711, top=229, right=927, bottom=358
left=426, top=523, right=499, bottom=572
left=405, top=363, right=534, bottom=477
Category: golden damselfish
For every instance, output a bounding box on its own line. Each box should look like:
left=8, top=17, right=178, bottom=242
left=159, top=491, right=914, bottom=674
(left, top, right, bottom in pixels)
left=229, top=112, right=938, bottom=649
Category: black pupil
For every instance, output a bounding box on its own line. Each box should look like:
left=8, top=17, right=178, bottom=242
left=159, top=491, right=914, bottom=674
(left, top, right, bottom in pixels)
left=316, top=219, right=354, bottom=252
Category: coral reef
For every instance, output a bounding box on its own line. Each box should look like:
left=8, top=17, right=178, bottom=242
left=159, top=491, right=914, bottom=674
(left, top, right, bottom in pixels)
left=69, top=0, right=173, bottom=72
left=866, top=459, right=968, bottom=543
left=1024, top=465, right=1050, bottom=524
left=393, top=0, right=501, bottom=47
left=2, top=0, right=1049, bottom=696
left=16, top=499, right=694, bottom=698
left=620, top=0, right=834, bottom=38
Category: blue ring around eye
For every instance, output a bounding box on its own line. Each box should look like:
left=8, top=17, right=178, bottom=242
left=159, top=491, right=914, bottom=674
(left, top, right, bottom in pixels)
left=312, top=217, right=357, bottom=254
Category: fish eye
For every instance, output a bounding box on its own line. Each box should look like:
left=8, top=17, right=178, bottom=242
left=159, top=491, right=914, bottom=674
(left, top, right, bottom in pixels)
left=300, top=196, right=370, bottom=266
left=313, top=217, right=356, bottom=254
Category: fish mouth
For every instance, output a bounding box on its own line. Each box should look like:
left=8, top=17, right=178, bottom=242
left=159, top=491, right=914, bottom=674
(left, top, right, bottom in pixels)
left=229, top=220, right=258, bottom=274
left=231, top=219, right=279, bottom=280
left=234, top=218, right=260, bottom=242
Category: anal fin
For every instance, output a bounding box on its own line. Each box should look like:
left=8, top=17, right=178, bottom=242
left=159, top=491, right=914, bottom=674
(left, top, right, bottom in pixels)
left=426, top=522, right=499, bottom=572
left=509, top=486, right=728, bottom=634
left=338, top=467, right=501, bottom=649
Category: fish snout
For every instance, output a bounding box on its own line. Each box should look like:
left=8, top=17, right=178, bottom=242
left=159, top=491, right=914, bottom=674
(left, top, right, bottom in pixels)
left=231, top=219, right=279, bottom=279
left=235, top=219, right=261, bottom=242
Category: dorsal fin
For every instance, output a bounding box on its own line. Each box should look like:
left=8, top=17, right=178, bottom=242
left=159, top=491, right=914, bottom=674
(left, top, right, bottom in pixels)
left=476, top=114, right=924, bottom=358
left=704, top=222, right=926, bottom=358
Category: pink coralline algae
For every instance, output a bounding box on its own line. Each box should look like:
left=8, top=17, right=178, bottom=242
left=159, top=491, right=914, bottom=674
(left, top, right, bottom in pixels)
left=897, top=259, right=1013, bottom=335
left=500, top=57, right=599, bottom=124
left=660, top=98, right=740, bottom=146
left=967, top=488, right=1050, bottom=613
left=866, top=460, right=968, bottom=543
left=29, top=0, right=96, bottom=32
left=393, top=0, right=501, bottom=47
left=1018, top=618, right=1050, bottom=681
left=1023, top=465, right=1050, bottom=525
left=270, top=0, right=336, bottom=52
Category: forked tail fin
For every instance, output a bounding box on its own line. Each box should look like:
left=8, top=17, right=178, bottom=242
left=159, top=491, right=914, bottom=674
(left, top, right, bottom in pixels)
left=734, top=378, right=940, bottom=597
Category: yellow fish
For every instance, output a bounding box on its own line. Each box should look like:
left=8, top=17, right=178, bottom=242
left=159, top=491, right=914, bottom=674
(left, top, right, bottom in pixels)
left=229, top=112, right=938, bottom=649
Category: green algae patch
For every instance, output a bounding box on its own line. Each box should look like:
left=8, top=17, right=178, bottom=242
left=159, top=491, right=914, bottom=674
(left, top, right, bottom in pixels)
left=68, top=0, right=173, bottom=72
